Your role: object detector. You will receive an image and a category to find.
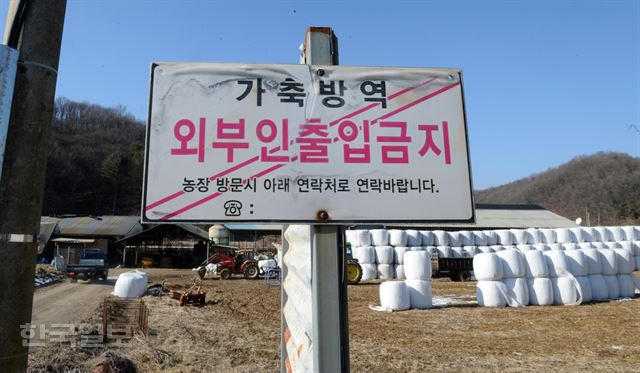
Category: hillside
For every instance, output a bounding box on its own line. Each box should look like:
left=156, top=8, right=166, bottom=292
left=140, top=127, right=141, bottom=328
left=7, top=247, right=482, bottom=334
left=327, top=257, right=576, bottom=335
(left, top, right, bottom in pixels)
left=43, top=98, right=145, bottom=215
left=475, top=152, right=640, bottom=225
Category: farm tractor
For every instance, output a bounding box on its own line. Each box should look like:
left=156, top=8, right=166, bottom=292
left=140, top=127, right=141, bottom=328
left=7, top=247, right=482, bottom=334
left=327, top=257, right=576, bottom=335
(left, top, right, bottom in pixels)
left=198, top=250, right=260, bottom=280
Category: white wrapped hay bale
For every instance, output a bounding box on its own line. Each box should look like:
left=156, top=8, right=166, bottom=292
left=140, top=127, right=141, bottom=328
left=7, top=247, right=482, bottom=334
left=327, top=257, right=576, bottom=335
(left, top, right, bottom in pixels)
left=463, top=246, right=479, bottom=257
left=622, top=226, right=637, bottom=241
left=563, top=243, right=579, bottom=251
left=588, top=274, right=608, bottom=301
left=503, top=277, right=529, bottom=307
left=591, top=242, right=605, bottom=249
left=524, top=250, right=549, bottom=278
left=388, top=229, right=408, bottom=247
left=349, top=230, right=371, bottom=246
left=370, top=229, right=389, bottom=246
left=510, top=229, right=528, bottom=245
left=539, top=229, right=557, bottom=244
left=570, top=227, right=584, bottom=243
left=599, top=249, right=618, bottom=276
left=604, top=242, right=621, bottom=250
left=476, top=281, right=507, bottom=307
left=551, top=277, right=581, bottom=306
left=424, top=246, right=437, bottom=256
left=433, top=230, right=449, bottom=246
left=575, top=276, right=592, bottom=303
left=361, top=264, right=378, bottom=281
left=436, top=246, right=451, bottom=258
left=448, top=232, right=463, bottom=247
left=420, top=230, right=435, bottom=246
left=472, top=231, right=488, bottom=246
left=603, top=275, right=620, bottom=299
left=258, top=259, right=277, bottom=271
left=354, top=246, right=376, bottom=264
left=113, top=271, right=148, bottom=298
left=576, top=243, right=592, bottom=250
left=395, top=264, right=405, bottom=280
left=583, top=249, right=603, bottom=274
left=459, top=230, right=475, bottom=246
left=379, top=281, right=410, bottom=311
left=636, top=256, right=640, bottom=271
left=608, top=226, right=625, bottom=242
left=473, top=253, right=503, bottom=281
left=516, top=244, right=534, bottom=252
left=581, top=227, right=595, bottom=242
left=533, top=244, right=549, bottom=252
left=393, top=246, right=409, bottom=264
left=565, top=250, right=588, bottom=277
left=403, top=251, right=432, bottom=280
left=485, top=231, right=499, bottom=246
left=617, top=274, right=636, bottom=298
left=477, top=246, right=493, bottom=254
left=526, top=228, right=542, bottom=244
left=593, top=226, right=610, bottom=242
left=409, top=246, right=423, bottom=252
left=618, top=241, right=633, bottom=252
left=543, top=250, right=570, bottom=277
left=633, top=241, right=640, bottom=255
left=547, top=243, right=563, bottom=251
left=405, top=279, right=432, bottom=309
left=345, top=230, right=358, bottom=246
left=496, top=249, right=525, bottom=278
left=374, top=246, right=394, bottom=264
left=451, top=247, right=465, bottom=258
left=405, top=230, right=422, bottom=246
left=613, top=249, right=634, bottom=274
left=555, top=228, right=574, bottom=243
left=377, top=264, right=394, bottom=280
left=490, top=245, right=505, bottom=252
left=527, top=277, right=554, bottom=306
left=495, top=230, right=514, bottom=245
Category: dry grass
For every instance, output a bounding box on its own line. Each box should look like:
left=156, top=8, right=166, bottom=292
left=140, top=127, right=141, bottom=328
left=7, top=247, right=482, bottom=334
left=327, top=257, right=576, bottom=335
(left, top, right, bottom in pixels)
left=29, top=269, right=640, bottom=372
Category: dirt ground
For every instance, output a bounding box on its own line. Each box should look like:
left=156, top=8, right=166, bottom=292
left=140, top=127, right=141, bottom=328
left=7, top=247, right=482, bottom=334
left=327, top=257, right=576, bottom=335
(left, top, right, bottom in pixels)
left=29, top=269, right=640, bottom=372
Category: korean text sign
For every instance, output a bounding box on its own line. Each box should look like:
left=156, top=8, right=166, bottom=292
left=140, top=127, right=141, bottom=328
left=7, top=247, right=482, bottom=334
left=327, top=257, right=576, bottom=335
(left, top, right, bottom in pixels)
left=143, top=63, right=473, bottom=223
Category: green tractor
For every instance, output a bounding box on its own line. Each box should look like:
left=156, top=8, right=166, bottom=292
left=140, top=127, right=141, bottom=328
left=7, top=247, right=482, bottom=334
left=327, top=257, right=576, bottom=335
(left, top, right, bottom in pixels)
left=345, top=243, right=363, bottom=284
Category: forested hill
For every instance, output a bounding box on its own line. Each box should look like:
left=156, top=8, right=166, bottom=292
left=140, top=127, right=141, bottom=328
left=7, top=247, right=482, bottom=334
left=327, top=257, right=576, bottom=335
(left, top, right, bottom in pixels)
left=43, top=98, right=145, bottom=215
left=475, top=152, right=640, bottom=225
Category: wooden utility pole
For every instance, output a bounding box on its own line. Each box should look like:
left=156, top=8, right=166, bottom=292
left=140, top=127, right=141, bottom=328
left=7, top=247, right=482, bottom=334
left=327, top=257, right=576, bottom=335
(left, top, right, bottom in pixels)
left=0, top=1, right=66, bottom=371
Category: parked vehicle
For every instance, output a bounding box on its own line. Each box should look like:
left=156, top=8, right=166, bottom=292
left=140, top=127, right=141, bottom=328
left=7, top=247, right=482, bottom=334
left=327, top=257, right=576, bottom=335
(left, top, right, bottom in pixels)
left=431, top=254, right=473, bottom=282
left=66, top=249, right=109, bottom=282
left=201, top=250, right=260, bottom=279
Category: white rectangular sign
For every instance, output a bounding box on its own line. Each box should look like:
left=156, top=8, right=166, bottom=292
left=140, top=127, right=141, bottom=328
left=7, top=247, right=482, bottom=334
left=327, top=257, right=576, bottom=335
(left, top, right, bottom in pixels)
left=143, top=63, right=474, bottom=223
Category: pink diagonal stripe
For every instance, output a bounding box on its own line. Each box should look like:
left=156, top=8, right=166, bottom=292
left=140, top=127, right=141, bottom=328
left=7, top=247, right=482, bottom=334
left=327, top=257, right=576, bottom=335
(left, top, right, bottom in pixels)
left=329, top=103, right=378, bottom=126
left=371, top=82, right=461, bottom=125
left=145, top=191, right=185, bottom=211
left=160, top=192, right=224, bottom=221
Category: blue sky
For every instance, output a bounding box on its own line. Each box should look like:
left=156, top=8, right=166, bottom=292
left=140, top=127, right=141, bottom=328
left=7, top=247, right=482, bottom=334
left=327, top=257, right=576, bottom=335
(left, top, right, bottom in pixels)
left=1, top=0, right=638, bottom=189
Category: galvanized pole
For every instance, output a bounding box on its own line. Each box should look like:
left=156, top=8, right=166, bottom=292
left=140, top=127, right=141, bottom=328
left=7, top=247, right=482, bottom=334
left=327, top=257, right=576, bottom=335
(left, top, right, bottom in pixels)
left=0, top=1, right=67, bottom=371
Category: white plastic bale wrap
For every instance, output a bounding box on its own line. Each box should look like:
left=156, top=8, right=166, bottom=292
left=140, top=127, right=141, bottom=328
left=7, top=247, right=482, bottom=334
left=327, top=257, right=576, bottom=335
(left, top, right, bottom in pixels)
left=593, top=227, right=610, bottom=242
left=436, top=246, right=451, bottom=258
left=351, top=230, right=371, bottom=246
left=604, top=242, right=621, bottom=250
left=377, top=264, right=394, bottom=280
left=472, top=231, right=488, bottom=246
left=575, top=276, right=592, bottom=303
left=473, top=253, right=503, bottom=281
left=495, top=230, right=515, bottom=245
left=258, top=259, right=277, bottom=270
left=634, top=241, right=640, bottom=256
left=490, top=245, right=505, bottom=252
left=564, top=250, right=588, bottom=277
left=524, top=250, right=549, bottom=278
left=431, top=230, right=448, bottom=246
left=617, top=274, right=636, bottom=298
left=554, top=228, right=574, bottom=243
left=510, top=229, right=528, bottom=245
left=403, top=251, right=432, bottom=280
left=603, top=275, right=620, bottom=299
left=361, top=264, right=378, bottom=281
left=551, top=277, right=581, bottom=306
left=393, top=246, right=409, bottom=264
left=463, top=246, right=478, bottom=257
left=409, top=246, right=423, bottom=252
left=516, top=244, right=534, bottom=252
left=394, top=265, right=405, bottom=280
left=425, top=246, right=437, bottom=256
left=613, top=248, right=634, bottom=274
left=374, top=246, right=394, bottom=264
left=608, top=226, right=625, bottom=242
left=503, top=277, right=529, bottom=307
left=543, top=251, right=570, bottom=277
left=388, top=230, right=408, bottom=247
left=622, top=226, right=636, bottom=241
left=496, top=249, right=525, bottom=278
left=588, top=274, right=608, bottom=301
left=113, top=271, right=148, bottom=298
left=599, top=249, right=618, bottom=275
left=533, top=244, right=549, bottom=252
left=370, top=229, right=389, bottom=246
left=405, top=230, right=422, bottom=246
left=591, top=242, right=605, bottom=249
left=539, top=229, right=557, bottom=244
left=447, top=232, right=463, bottom=247
left=576, top=243, right=592, bottom=250
left=476, top=281, right=507, bottom=308
left=618, top=241, right=633, bottom=253
left=636, top=256, right=640, bottom=271
left=477, top=246, right=493, bottom=254
left=583, top=249, right=603, bottom=275
left=563, top=243, right=579, bottom=251
left=451, top=247, right=465, bottom=258
left=345, top=230, right=357, bottom=246
left=581, top=227, right=595, bottom=242
left=570, top=227, right=584, bottom=243
left=547, top=244, right=563, bottom=251
left=526, top=228, right=542, bottom=244
left=379, top=281, right=410, bottom=311
left=527, top=277, right=554, bottom=306
left=459, top=230, right=475, bottom=246
left=420, top=230, right=435, bottom=246
left=354, top=246, right=376, bottom=264
left=485, top=231, right=499, bottom=246
left=405, top=279, right=432, bottom=309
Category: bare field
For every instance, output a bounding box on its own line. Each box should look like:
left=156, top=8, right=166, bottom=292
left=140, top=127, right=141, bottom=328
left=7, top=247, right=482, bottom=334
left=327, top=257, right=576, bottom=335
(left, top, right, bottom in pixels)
left=29, top=269, right=640, bottom=372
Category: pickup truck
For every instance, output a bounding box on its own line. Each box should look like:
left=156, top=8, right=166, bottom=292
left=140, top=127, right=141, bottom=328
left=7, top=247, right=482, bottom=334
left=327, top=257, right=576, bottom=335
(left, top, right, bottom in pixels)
left=66, top=249, right=109, bottom=282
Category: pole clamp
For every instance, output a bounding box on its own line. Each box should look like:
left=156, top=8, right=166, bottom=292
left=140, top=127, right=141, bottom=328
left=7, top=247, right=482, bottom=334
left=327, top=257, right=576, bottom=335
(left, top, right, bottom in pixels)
left=0, top=233, right=37, bottom=243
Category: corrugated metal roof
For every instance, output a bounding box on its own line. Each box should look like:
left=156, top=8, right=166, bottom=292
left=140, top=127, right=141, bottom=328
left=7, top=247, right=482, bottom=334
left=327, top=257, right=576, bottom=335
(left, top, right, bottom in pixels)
left=37, top=222, right=59, bottom=254
left=176, top=224, right=210, bottom=240
left=41, top=216, right=143, bottom=237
